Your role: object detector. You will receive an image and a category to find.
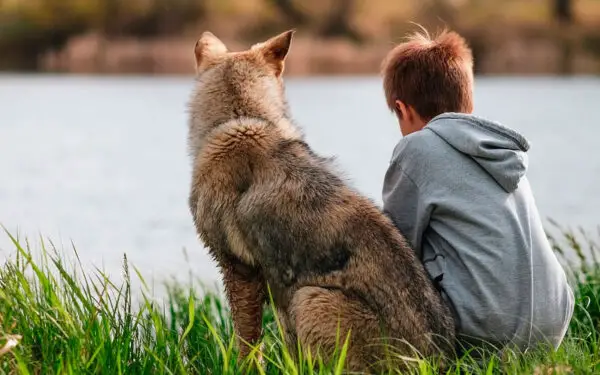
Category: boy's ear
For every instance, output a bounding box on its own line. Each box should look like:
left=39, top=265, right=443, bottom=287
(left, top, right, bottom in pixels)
left=395, top=100, right=409, bottom=120
left=194, top=31, right=228, bottom=73
left=253, top=29, right=295, bottom=77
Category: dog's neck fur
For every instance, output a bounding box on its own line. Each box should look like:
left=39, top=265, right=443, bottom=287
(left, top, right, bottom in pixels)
left=187, top=72, right=303, bottom=161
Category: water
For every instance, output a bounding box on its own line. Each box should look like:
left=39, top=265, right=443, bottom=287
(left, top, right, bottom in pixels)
left=1, top=75, right=599, bottom=288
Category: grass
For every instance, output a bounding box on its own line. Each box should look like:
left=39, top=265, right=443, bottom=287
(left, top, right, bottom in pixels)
left=0, top=225, right=598, bottom=374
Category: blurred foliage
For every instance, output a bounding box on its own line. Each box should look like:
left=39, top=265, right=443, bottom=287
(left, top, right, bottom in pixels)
left=0, top=0, right=206, bottom=70
left=0, top=0, right=206, bottom=36
left=1, top=0, right=599, bottom=72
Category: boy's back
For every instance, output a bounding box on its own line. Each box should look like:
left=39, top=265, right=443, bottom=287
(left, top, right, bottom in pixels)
left=382, top=112, right=574, bottom=351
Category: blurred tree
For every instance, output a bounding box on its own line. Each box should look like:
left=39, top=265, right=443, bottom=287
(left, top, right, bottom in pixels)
left=0, top=0, right=206, bottom=71
left=553, top=0, right=573, bottom=24
left=552, top=0, right=574, bottom=75
left=125, top=0, right=205, bottom=37
left=318, top=0, right=362, bottom=42
left=98, top=0, right=206, bottom=38
left=269, top=0, right=308, bottom=26
left=0, top=0, right=88, bottom=71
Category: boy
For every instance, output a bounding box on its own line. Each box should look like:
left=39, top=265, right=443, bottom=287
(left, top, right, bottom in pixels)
left=380, top=28, right=574, bottom=355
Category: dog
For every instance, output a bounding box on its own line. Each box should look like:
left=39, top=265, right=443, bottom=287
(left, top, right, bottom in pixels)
left=186, top=29, right=456, bottom=372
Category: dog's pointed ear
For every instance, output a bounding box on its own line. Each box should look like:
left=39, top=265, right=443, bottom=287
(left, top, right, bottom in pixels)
left=254, top=29, right=295, bottom=77
left=194, top=32, right=227, bottom=73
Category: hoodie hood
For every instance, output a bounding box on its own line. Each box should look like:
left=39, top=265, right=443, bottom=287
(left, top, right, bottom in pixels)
left=425, top=113, right=530, bottom=192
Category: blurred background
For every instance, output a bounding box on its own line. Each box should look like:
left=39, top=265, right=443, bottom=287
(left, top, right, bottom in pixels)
left=1, top=0, right=600, bottom=75
left=1, top=0, right=599, bottom=287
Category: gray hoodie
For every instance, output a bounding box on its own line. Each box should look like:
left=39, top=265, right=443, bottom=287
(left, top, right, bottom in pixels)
left=382, top=112, right=574, bottom=352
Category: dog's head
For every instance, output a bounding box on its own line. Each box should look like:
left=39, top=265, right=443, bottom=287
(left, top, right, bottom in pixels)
left=194, top=30, right=294, bottom=78
left=187, top=30, right=295, bottom=155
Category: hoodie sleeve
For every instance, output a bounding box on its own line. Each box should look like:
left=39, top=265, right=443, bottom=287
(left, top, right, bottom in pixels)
left=382, top=160, right=431, bottom=260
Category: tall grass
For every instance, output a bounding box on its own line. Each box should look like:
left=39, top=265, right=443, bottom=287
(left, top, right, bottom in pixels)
left=0, top=225, right=598, bottom=374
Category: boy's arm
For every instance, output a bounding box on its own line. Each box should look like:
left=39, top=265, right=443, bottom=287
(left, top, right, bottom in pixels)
left=382, top=160, right=431, bottom=259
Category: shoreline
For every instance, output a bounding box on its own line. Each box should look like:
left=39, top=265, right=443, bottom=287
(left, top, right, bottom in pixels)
left=38, top=31, right=600, bottom=77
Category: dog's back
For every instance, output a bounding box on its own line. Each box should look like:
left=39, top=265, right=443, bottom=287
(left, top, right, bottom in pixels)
left=188, top=30, right=455, bottom=372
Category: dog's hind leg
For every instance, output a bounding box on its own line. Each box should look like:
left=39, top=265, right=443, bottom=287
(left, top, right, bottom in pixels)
left=288, top=286, right=398, bottom=373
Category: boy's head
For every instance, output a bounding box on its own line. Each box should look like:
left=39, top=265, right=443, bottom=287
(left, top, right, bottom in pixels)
left=382, top=27, right=474, bottom=136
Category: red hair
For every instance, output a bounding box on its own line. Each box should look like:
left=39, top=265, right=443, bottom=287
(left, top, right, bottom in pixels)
left=381, top=27, right=474, bottom=120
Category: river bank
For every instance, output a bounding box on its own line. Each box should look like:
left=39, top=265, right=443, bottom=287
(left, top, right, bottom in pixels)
left=40, top=26, right=600, bottom=76
left=4, top=0, right=600, bottom=76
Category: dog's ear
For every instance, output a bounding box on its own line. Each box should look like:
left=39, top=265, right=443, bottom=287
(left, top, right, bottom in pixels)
left=254, top=29, right=295, bottom=77
left=194, top=32, right=228, bottom=73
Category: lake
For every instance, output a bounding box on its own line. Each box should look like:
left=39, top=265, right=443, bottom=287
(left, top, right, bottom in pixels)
left=1, top=75, right=599, bottom=289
